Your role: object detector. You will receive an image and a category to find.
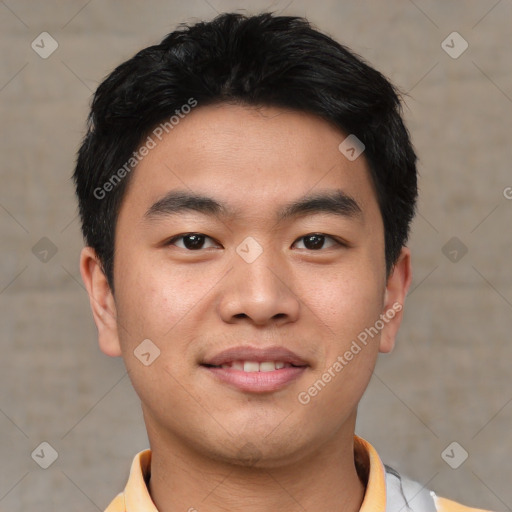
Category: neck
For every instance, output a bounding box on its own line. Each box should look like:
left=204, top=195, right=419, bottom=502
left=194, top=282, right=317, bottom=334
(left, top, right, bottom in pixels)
left=145, top=415, right=366, bottom=512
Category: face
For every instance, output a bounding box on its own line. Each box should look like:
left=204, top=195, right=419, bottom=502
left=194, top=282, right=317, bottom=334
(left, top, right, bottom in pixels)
left=81, top=103, right=411, bottom=468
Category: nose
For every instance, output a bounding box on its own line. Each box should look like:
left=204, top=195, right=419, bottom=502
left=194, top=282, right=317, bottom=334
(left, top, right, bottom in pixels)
left=217, top=245, right=301, bottom=327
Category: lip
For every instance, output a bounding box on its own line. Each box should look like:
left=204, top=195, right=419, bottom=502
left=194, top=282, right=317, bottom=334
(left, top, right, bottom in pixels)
left=202, top=365, right=307, bottom=393
left=200, top=345, right=309, bottom=393
left=202, top=345, right=308, bottom=367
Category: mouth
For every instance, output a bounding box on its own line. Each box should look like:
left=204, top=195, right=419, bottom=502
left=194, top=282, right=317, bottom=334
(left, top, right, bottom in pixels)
left=202, top=360, right=304, bottom=371
left=200, top=346, right=309, bottom=393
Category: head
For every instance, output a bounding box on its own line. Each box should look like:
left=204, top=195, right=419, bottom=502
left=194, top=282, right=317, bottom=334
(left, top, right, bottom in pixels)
left=75, top=12, right=416, bottom=467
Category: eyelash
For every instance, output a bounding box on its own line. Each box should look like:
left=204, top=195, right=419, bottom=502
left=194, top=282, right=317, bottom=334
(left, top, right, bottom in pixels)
left=165, top=233, right=346, bottom=251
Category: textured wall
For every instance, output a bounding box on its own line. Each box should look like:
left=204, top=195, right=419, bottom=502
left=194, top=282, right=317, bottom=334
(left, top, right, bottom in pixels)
left=0, top=1, right=511, bottom=510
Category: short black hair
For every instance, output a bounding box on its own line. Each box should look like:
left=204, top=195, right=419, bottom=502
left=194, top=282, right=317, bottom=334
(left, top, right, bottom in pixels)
left=73, top=12, right=417, bottom=289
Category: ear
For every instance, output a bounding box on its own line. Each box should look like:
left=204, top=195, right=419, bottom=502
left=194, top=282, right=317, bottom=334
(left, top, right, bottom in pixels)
left=79, top=247, right=122, bottom=357
left=379, top=247, right=413, bottom=354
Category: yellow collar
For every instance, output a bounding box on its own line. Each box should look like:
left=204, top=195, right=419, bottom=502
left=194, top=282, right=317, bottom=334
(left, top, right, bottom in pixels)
left=105, top=436, right=387, bottom=512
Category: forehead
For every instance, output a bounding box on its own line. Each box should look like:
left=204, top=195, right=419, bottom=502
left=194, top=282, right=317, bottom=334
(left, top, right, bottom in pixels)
left=118, top=103, right=380, bottom=226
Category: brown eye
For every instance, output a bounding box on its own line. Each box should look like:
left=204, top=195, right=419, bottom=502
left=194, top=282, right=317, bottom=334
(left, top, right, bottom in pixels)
left=293, top=233, right=340, bottom=250
left=168, top=233, right=218, bottom=250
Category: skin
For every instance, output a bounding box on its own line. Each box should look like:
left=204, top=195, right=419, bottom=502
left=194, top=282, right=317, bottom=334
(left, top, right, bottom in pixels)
left=80, top=103, right=412, bottom=512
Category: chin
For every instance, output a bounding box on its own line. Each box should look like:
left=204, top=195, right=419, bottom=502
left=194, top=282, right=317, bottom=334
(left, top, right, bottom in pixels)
left=202, top=429, right=310, bottom=470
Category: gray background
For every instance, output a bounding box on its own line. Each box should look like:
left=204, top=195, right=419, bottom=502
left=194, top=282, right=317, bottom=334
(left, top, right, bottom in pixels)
left=1, top=1, right=511, bottom=510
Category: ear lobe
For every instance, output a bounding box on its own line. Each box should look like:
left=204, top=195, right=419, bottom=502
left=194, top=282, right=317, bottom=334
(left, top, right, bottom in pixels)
left=79, top=247, right=122, bottom=357
left=379, top=247, right=413, bottom=354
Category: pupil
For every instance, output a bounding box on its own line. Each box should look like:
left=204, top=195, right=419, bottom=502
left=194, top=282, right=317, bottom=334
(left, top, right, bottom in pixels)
left=304, top=234, right=324, bottom=250
left=184, top=234, right=204, bottom=250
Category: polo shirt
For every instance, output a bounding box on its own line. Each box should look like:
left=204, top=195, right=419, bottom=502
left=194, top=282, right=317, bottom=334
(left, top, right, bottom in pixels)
left=104, top=436, right=492, bottom=511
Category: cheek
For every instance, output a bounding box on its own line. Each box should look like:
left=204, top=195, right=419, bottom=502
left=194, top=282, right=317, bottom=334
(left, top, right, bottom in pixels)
left=112, top=262, right=200, bottom=403
left=113, top=249, right=180, bottom=342
left=302, top=264, right=384, bottom=341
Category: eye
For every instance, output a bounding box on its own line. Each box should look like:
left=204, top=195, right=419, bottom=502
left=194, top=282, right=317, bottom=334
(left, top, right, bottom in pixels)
left=293, top=233, right=343, bottom=250
left=166, top=233, right=219, bottom=250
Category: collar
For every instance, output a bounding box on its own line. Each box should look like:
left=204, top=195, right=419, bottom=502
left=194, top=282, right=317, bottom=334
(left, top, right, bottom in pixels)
left=105, top=435, right=387, bottom=512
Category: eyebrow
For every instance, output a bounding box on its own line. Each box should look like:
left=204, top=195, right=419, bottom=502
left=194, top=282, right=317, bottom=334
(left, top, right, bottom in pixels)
left=277, top=190, right=362, bottom=222
left=144, top=189, right=362, bottom=223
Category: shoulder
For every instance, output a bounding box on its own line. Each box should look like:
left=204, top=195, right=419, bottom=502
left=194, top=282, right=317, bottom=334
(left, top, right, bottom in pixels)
left=104, top=492, right=126, bottom=512
left=385, top=465, right=494, bottom=512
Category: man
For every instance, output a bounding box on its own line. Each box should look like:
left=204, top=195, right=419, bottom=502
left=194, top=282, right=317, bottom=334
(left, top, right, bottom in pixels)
left=74, top=12, right=492, bottom=512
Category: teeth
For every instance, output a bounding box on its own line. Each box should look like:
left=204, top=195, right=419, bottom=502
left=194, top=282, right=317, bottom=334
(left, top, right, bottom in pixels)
left=219, top=361, right=291, bottom=372
left=243, top=361, right=260, bottom=372
left=260, top=361, right=276, bottom=372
